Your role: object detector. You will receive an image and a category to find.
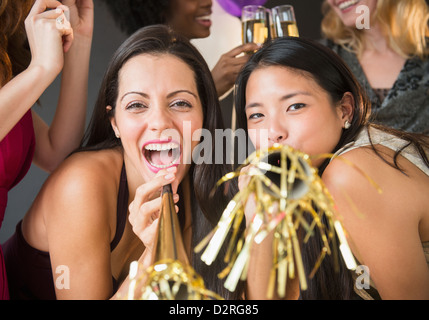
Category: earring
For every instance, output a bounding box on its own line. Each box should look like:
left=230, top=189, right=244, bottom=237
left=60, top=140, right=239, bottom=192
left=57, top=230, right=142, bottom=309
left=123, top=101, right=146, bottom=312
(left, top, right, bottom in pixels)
left=115, top=132, right=120, bottom=138
left=344, top=120, right=351, bottom=129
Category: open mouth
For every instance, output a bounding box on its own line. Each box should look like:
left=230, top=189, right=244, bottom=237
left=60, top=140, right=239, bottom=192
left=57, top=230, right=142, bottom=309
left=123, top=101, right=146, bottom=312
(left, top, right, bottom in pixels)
left=337, top=0, right=360, bottom=11
left=143, top=140, right=181, bottom=173
left=195, top=14, right=212, bottom=27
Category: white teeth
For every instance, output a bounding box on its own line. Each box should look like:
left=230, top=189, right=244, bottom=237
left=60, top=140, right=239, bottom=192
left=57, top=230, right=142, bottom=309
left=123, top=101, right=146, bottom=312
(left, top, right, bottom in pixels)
left=338, top=0, right=359, bottom=10
left=144, top=142, right=180, bottom=169
left=148, top=159, right=179, bottom=169
left=196, top=15, right=211, bottom=20
left=144, top=143, right=179, bottom=151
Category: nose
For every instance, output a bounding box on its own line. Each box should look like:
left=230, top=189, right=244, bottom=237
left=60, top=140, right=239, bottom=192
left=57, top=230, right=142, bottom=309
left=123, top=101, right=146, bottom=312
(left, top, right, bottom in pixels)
left=268, top=118, right=287, bottom=144
left=148, top=106, right=173, bottom=133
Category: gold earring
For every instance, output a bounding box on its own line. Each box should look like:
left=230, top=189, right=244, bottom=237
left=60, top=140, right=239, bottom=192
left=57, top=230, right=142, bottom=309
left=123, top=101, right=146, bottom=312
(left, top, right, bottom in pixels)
left=115, top=132, right=120, bottom=138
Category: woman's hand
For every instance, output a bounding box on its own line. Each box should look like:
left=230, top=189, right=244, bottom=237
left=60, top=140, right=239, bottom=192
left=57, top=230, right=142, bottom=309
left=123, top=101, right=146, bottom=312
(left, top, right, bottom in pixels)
left=62, top=0, right=94, bottom=40
left=25, top=0, right=73, bottom=78
left=128, top=167, right=180, bottom=253
left=211, top=43, right=260, bottom=97
left=238, top=164, right=258, bottom=227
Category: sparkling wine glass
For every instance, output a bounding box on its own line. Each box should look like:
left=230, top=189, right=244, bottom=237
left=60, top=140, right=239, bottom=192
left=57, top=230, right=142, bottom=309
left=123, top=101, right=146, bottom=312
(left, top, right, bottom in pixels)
left=241, top=5, right=269, bottom=48
left=271, top=5, right=299, bottom=38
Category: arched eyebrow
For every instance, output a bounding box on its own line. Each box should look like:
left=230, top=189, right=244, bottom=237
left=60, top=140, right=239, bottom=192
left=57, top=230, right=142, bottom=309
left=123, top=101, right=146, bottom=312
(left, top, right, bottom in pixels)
left=167, top=90, right=198, bottom=99
left=245, top=91, right=313, bottom=110
left=120, top=91, right=148, bottom=102
left=120, top=90, right=198, bottom=102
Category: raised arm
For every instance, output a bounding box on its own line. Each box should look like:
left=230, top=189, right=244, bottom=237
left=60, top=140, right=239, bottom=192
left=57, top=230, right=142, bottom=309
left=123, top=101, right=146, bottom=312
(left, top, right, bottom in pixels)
left=33, top=0, right=94, bottom=171
left=0, top=0, right=72, bottom=141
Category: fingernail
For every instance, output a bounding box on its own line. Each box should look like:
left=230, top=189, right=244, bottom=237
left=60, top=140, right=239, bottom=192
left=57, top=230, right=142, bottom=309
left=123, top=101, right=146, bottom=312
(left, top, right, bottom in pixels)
left=64, top=9, right=70, bottom=22
left=173, top=194, right=179, bottom=201
left=166, top=166, right=177, bottom=173
left=164, top=173, right=175, bottom=180
left=55, top=8, right=63, bottom=14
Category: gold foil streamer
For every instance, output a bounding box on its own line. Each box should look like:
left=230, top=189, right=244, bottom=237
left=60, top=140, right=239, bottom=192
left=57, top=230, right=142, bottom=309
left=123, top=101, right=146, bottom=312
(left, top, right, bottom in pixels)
left=195, top=144, right=358, bottom=298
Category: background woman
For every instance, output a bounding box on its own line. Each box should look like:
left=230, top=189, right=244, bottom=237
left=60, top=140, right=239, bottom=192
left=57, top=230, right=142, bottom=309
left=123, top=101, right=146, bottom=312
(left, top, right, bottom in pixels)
left=320, top=0, right=429, bottom=134
left=100, top=0, right=260, bottom=98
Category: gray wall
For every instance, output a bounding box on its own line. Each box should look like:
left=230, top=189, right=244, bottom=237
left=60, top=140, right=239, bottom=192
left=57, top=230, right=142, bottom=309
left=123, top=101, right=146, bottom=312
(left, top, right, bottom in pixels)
left=1, top=1, right=128, bottom=242
left=0, top=0, right=323, bottom=243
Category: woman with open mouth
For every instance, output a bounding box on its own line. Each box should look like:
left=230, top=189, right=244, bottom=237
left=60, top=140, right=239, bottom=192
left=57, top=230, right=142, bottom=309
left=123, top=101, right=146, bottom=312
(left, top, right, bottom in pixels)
left=2, top=25, right=249, bottom=300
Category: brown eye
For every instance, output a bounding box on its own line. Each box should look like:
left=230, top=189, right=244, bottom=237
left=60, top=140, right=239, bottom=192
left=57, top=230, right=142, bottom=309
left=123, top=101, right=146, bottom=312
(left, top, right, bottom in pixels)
left=287, top=103, right=306, bottom=111
left=126, top=102, right=147, bottom=111
left=248, top=112, right=264, bottom=120
left=171, top=100, right=192, bottom=109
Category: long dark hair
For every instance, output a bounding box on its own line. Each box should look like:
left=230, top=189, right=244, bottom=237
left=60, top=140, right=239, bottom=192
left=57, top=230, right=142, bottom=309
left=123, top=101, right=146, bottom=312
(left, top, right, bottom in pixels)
left=80, top=25, right=243, bottom=299
left=234, top=36, right=429, bottom=299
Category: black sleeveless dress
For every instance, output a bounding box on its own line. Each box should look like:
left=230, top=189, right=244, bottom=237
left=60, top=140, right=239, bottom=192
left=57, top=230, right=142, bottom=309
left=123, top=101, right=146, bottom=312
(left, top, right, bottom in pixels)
left=2, top=165, right=129, bottom=299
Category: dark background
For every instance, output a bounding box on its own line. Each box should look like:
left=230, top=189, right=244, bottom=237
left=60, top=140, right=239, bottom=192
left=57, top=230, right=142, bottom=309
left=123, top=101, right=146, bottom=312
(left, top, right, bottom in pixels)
left=1, top=0, right=324, bottom=242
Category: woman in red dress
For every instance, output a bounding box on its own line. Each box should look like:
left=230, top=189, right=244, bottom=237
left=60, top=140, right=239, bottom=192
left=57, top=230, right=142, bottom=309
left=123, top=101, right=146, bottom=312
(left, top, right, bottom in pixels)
left=0, top=0, right=93, bottom=299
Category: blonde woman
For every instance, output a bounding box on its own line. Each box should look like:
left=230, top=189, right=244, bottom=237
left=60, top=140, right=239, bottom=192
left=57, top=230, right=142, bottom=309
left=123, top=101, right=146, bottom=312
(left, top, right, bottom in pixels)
left=321, top=0, right=429, bottom=134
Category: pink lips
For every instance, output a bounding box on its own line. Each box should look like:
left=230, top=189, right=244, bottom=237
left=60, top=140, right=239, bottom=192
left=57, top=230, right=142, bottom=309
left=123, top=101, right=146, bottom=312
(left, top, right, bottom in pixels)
left=196, top=19, right=212, bottom=28
left=142, top=139, right=181, bottom=174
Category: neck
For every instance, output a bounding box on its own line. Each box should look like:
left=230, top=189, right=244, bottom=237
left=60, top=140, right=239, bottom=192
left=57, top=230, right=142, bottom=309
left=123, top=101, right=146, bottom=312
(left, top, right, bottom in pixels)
left=362, top=22, right=389, bottom=53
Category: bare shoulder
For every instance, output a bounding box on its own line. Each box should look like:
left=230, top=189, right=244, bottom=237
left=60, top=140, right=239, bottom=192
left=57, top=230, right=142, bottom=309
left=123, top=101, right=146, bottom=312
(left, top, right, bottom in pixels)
left=321, top=146, right=401, bottom=222
left=38, top=148, right=124, bottom=223
left=322, top=145, right=422, bottom=231
left=323, top=144, right=427, bottom=197
left=322, top=146, right=379, bottom=192
left=53, top=148, right=122, bottom=179
left=47, top=148, right=122, bottom=192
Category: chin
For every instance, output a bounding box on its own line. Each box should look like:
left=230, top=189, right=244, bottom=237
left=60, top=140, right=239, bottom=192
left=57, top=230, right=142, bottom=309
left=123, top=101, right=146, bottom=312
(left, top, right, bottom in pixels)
left=193, top=28, right=211, bottom=39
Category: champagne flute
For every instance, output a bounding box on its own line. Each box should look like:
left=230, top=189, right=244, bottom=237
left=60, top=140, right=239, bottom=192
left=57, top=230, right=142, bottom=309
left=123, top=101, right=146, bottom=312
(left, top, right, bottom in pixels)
left=241, top=5, right=269, bottom=48
left=271, top=5, right=299, bottom=38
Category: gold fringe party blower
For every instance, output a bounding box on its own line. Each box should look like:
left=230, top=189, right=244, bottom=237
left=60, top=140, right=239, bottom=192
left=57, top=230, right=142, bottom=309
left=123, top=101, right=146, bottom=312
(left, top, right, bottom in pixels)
left=195, top=144, right=358, bottom=298
left=124, top=184, right=222, bottom=300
